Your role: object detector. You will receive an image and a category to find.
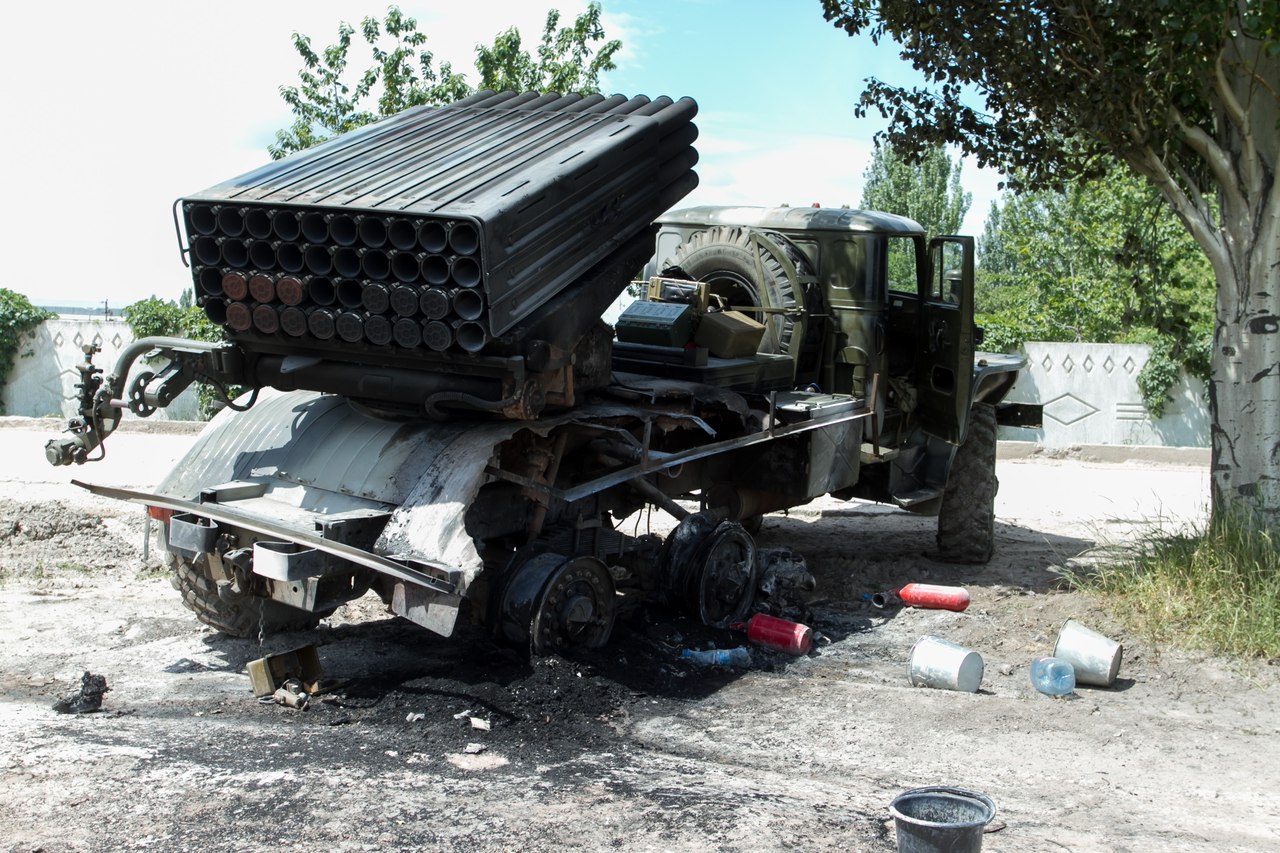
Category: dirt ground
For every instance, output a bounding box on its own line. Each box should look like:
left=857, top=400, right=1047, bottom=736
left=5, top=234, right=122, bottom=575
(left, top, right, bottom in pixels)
left=1, top=423, right=1277, bottom=852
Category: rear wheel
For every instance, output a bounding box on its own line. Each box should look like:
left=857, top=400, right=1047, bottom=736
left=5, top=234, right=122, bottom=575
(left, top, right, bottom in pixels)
left=169, top=552, right=321, bottom=638
left=936, top=403, right=998, bottom=563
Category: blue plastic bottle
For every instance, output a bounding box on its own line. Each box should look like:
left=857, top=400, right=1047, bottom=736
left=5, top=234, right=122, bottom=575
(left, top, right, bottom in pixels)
left=1030, top=656, right=1076, bottom=696
left=681, top=647, right=752, bottom=668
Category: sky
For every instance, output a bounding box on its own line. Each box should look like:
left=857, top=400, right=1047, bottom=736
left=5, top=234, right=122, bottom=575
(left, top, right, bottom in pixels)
left=0, top=0, right=1002, bottom=308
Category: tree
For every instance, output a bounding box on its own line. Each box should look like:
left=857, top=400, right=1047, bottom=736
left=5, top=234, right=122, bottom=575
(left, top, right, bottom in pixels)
left=821, top=0, right=1280, bottom=520
left=271, top=4, right=620, bottom=159
left=859, top=143, right=971, bottom=237
left=975, top=169, right=1215, bottom=414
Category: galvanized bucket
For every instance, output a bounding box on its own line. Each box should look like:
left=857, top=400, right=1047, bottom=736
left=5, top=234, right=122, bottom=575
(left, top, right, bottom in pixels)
left=889, top=786, right=995, bottom=853
left=908, top=636, right=984, bottom=693
left=1053, top=619, right=1123, bottom=687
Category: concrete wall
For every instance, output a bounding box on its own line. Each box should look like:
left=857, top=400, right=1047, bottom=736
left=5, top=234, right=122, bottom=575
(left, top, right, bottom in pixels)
left=3, top=318, right=200, bottom=421
left=998, top=341, right=1209, bottom=448
left=3, top=321, right=1211, bottom=446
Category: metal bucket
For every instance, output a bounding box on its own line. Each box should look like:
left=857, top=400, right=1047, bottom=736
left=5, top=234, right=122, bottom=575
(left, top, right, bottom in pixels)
left=908, top=636, right=984, bottom=693
left=889, top=786, right=995, bottom=853
left=1053, top=619, right=1123, bottom=687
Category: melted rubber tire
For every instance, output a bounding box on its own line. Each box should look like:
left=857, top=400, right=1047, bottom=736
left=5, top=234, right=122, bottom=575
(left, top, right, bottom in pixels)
left=936, top=403, right=998, bottom=563
left=671, top=226, right=807, bottom=354
left=169, top=552, right=321, bottom=638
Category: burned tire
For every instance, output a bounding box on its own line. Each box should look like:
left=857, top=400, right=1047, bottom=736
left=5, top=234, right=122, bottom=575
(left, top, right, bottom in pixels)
left=169, top=552, right=321, bottom=638
left=670, top=226, right=808, bottom=354
left=936, top=403, right=998, bottom=563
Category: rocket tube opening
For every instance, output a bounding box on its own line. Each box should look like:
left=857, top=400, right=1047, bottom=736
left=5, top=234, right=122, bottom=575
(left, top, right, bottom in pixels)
left=197, top=267, right=223, bottom=296
left=455, top=320, right=488, bottom=353
left=358, top=217, right=387, bottom=248
left=188, top=204, right=216, bottom=235
left=308, top=276, right=336, bottom=306
left=330, top=214, right=358, bottom=247
left=332, top=247, right=360, bottom=279
left=216, top=206, right=245, bottom=237
left=203, top=298, right=227, bottom=325
left=422, top=254, right=450, bottom=285
left=391, top=251, right=421, bottom=283
left=360, top=249, right=390, bottom=281
left=387, top=218, right=417, bottom=251
left=305, top=245, right=333, bottom=275
left=193, top=237, right=221, bottom=266
left=245, top=207, right=273, bottom=240
left=453, top=288, right=484, bottom=321
left=337, top=279, right=364, bottom=308
left=276, top=242, right=304, bottom=273
left=448, top=221, right=479, bottom=255
left=249, top=240, right=276, bottom=270
left=451, top=256, right=481, bottom=288
left=301, top=212, right=329, bottom=244
left=417, top=220, right=447, bottom=253
left=220, top=238, right=249, bottom=269
left=272, top=209, right=301, bottom=241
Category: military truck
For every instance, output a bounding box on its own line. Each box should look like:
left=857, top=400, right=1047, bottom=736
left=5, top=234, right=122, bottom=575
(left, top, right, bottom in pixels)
left=46, top=91, right=1033, bottom=654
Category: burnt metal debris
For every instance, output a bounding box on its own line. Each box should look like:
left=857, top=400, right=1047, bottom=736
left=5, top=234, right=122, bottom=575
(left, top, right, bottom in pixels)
left=180, top=90, right=699, bottom=359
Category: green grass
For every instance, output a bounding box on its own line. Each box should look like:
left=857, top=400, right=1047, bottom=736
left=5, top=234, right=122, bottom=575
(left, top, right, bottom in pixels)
left=1075, top=501, right=1280, bottom=658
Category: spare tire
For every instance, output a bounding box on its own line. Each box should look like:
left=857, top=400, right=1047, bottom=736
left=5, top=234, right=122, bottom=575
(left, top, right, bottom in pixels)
left=670, top=226, right=809, bottom=355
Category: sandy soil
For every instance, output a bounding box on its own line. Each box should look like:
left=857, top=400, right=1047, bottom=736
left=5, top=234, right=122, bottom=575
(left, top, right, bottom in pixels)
left=0, top=426, right=1276, bottom=853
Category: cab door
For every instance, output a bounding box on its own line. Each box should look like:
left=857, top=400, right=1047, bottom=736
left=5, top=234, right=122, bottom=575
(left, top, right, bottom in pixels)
left=914, top=236, right=975, bottom=444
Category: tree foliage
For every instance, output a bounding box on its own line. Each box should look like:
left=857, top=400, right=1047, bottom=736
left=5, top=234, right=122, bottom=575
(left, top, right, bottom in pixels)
left=822, top=0, right=1280, bottom=516
left=859, top=143, right=970, bottom=237
left=0, top=288, right=53, bottom=414
left=122, top=295, right=228, bottom=420
left=271, top=4, right=620, bottom=159
left=976, top=168, right=1215, bottom=415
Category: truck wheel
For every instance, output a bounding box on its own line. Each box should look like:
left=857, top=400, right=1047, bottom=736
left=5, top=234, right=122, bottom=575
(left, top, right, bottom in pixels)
left=169, top=553, right=321, bottom=638
left=936, top=402, right=998, bottom=563
left=670, top=226, right=807, bottom=354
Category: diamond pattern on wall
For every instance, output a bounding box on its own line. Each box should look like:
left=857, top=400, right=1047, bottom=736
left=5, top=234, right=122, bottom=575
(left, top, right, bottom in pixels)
left=1062, top=355, right=1075, bottom=372
left=1082, top=355, right=1094, bottom=373
left=1041, top=355, right=1054, bottom=372
left=1123, top=356, right=1137, bottom=374
left=1103, top=356, right=1115, bottom=373
left=1043, top=393, right=1100, bottom=425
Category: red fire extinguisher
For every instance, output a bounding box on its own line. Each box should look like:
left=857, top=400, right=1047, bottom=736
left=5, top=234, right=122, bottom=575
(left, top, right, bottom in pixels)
left=742, top=613, right=813, bottom=655
left=871, top=583, right=970, bottom=612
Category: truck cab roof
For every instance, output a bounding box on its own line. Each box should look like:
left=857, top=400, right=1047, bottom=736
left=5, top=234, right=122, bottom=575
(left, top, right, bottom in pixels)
left=657, top=205, right=925, bottom=236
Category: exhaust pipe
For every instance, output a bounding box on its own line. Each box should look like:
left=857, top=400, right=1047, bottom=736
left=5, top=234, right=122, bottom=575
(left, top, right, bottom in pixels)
left=452, top=256, right=482, bottom=288
left=421, top=254, right=450, bottom=285
left=358, top=216, right=388, bottom=248
left=391, top=251, right=421, bottom=283
left=387, top=218, right=417, bottom=251
left=244, top=207, right=273, bottom=240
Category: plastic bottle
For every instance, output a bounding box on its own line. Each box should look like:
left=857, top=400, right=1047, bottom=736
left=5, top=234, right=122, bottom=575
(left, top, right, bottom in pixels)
left=681, top=646, right=752, bottom=668
left=1030, top=656, right=1076, bottom=696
